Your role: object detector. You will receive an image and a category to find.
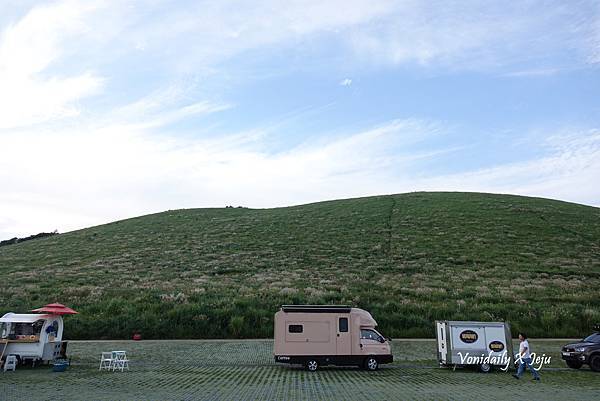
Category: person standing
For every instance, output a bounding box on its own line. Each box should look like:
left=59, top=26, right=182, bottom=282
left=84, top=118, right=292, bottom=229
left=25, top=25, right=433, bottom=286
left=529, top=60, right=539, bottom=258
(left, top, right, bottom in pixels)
left=513, top=332, right=541, bottom=381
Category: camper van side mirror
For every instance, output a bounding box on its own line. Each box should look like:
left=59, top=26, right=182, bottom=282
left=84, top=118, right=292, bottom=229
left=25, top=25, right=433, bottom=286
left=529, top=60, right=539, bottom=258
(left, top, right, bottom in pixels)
left=378, top=337, right=385, bottom=343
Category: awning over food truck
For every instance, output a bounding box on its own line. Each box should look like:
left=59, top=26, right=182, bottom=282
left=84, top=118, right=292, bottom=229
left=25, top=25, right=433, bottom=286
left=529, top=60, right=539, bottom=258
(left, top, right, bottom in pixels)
left=31, top=303, right=78, bottom=315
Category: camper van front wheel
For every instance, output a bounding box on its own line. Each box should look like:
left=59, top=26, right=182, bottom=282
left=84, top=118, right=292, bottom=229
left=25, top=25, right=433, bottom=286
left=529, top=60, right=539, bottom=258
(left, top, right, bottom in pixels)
left=306, top=359, right=319, bottom=372
left=479, top=363, right=491, bottom=373
left=365, top=357, right=378, bottom=371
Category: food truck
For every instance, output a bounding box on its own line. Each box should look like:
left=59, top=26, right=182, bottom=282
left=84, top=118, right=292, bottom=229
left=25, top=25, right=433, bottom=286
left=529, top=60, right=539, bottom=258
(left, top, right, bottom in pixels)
left=274, top=305, right=393, bottom=371
left=435, top=320, right=513, bottom=372
left=0, top=303, right=76, bottom=368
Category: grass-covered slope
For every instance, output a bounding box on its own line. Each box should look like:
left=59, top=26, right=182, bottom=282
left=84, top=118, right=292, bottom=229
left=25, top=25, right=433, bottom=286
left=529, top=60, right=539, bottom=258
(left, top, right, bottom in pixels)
left=1, top=192, right=599, bottom=339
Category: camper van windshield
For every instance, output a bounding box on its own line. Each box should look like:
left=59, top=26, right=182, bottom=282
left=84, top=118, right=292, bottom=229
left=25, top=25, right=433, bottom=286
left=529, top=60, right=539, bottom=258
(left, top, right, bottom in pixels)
left=361, top=329, right=384, bottom=342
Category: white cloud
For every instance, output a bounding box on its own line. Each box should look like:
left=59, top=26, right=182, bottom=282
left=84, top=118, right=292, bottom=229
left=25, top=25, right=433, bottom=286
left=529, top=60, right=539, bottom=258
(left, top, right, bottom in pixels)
left=87, top=1, right=596, bottom=75
left=113, top=0, right=396, bottom=73
left=340, top=78, right=352, bottom=86
left=588, top=13, right=600, bottom=64
left=0, top=0, right=107, bottom=130
left=415, top=130, right=600, bottom=206
left=0, top=0, right=394, bottom=130
left=0, top=118, right=444, bottom=237
left=344, top=1, right=597, bottom=70
left=128, top=101, right=231, bottom=130
left=1, top=0, right=594, bottom=133
left=503, top=68, right=560, bottom=78
left=2, top=116, right=599, bottom=238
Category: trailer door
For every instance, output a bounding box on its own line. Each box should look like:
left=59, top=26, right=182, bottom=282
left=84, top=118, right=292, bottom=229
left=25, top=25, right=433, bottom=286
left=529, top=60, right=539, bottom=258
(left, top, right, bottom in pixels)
left=437, top=321, right=447, bottom=363
left=484, top=325, right=508, bottom=360
left=336, top=316, right=351, bottom=355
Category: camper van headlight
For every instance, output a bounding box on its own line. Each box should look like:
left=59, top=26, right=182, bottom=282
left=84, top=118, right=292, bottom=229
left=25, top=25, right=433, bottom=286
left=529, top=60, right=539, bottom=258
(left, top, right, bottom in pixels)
left=574, top=347, right=586, bottom=352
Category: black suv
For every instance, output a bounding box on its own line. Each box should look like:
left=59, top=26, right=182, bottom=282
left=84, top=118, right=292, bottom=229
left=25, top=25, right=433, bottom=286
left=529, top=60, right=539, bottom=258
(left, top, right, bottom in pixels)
left=561, top=331, right=600, bottom=371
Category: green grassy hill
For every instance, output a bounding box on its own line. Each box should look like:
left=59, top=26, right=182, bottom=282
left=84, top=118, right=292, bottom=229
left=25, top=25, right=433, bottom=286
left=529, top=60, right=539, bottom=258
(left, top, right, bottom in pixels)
left=1, top=192, right=599, bottom=339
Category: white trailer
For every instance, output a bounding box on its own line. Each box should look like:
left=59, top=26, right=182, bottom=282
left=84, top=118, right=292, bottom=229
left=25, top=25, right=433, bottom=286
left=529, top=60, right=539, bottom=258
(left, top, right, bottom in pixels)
left=435, top=320, right=513, bottom=372
left=0, top=313, right=68, bottom=367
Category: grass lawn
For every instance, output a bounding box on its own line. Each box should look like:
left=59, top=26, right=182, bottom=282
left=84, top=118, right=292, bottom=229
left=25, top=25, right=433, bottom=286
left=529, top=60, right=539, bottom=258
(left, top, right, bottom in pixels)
left=2, top=339, right=599, bottom=400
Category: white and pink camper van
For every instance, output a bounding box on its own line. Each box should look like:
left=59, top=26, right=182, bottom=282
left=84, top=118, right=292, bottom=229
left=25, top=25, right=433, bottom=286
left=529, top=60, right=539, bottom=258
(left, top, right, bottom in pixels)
left=274, top=305, right=393, bottom=371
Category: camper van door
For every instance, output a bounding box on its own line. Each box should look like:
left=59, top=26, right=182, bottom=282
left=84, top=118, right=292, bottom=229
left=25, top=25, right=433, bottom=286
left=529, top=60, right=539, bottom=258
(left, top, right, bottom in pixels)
left=336, top=317, right=351, bottom=355
left=360, top=328, right=387, bottom=355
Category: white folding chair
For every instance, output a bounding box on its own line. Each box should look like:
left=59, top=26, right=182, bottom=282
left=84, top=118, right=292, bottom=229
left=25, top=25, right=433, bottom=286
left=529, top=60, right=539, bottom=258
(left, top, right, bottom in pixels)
left=99, top=352, right=113, bottom=371
left=3, top=355, right=17, bottom=372
left=111, top=351, right=129, bottom=372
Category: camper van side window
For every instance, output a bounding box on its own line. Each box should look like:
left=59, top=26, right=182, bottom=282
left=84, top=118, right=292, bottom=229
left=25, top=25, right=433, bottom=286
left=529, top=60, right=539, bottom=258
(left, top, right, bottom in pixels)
left=288, top=324, right=303, bottom=333
left=339, top=318, right=348, bottom=332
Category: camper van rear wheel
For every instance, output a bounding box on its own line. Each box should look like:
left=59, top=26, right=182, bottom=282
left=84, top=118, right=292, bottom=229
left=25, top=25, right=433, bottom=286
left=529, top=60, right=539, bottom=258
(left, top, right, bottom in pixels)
left=479, top=363, right=491, bottom=373
left=365, top=357, right=378, bottom=371
left=306, top=359, right=319, bottom=372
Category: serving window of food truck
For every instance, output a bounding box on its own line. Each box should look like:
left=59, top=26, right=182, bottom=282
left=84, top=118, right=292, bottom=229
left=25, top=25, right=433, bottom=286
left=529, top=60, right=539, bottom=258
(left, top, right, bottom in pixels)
left=1, top=318, right=46, bottom=341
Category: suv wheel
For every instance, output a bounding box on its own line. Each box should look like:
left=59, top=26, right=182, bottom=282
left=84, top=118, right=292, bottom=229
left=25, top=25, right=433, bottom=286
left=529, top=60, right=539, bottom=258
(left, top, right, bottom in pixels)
left=590, top=355, right=600, bottom=372
left=306, top=359, right=319, bottom=372
left=566, top=360, right=583, bottom=369
left=364, top=357, right=379, bottom=371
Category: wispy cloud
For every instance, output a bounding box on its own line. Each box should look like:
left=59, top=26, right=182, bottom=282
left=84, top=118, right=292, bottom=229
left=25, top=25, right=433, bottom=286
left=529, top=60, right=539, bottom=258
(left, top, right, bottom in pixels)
left=588, top=12, right=600, bottom=64
left=0, top=118, right=448, bottom=237
left=93, top=1, right=597, bottom=74
left=111, top=0, right=395, bottom=73
left=2, top=114, right=599, bottom=238
left=344, top=1, right=597, bottom=71
left=0, top=0, right=106, bottom=129
left=1, top=0, right=595, bottom=128
left=416, top=129, right=600, bottom=206
left=503, top=68, right=560, bottom=78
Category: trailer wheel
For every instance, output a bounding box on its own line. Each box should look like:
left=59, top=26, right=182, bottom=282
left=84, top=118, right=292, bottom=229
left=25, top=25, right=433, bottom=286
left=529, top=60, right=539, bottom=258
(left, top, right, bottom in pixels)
left=566, top=360, right=582, bottom=369
left=479, top=363, right=491, bottom=373
left=306, top=359, right=319, bottom=372
left=590, top=355, right=600, bottom=372
left=364, top=357, right=379, bottom=371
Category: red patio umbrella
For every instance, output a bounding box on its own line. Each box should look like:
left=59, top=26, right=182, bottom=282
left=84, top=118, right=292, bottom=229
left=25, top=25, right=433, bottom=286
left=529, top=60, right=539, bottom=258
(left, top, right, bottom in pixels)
left=31, top=303, right=78, bottom=315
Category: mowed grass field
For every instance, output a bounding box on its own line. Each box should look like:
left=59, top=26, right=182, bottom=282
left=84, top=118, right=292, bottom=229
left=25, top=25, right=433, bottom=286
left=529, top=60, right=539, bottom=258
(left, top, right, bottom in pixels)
left=1, top=192, right=599, bottom=339
left=1, top=340, right=599, bottom=401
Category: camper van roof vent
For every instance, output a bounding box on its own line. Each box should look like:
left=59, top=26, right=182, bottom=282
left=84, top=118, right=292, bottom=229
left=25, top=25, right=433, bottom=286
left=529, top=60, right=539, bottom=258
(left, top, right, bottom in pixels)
left=281, top=305, right=352, bottom=313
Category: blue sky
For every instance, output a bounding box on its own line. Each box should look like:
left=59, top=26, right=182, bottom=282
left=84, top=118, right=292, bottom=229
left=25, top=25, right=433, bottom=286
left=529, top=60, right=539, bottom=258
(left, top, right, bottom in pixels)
left=0, top=0, right=599, bottom=237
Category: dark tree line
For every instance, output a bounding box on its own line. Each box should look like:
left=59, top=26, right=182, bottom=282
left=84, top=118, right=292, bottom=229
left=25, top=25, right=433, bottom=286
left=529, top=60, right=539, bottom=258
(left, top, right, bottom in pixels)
left=0, top=230, right=58, bottom=247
